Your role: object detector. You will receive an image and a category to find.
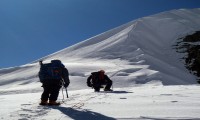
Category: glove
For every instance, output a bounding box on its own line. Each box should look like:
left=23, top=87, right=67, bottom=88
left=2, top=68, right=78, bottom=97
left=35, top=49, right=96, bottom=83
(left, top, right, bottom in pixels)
left=87, top=82, right=92, bottom=87
left=64, top=83, right=69, bottom=88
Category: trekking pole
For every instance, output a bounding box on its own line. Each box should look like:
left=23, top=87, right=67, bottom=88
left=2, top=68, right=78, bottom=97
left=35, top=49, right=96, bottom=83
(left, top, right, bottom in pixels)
left=61, top=79, right=69, bottom=98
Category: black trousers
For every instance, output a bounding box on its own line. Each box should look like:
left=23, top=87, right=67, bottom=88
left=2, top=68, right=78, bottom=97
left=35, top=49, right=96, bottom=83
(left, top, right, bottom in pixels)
left=94, top=80, right=112, bottom=91
left=41, top=83, right=61, bottom=101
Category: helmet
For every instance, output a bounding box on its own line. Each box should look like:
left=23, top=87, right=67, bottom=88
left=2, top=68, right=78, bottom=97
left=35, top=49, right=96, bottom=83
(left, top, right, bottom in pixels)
left=99, top=70, right=105, bottom=73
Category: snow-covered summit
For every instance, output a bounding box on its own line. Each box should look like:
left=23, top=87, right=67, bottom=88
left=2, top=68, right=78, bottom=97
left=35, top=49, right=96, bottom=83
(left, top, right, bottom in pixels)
left=1, top=8, right=200, bottom=91
left=42, top=8, right=200, bottom=60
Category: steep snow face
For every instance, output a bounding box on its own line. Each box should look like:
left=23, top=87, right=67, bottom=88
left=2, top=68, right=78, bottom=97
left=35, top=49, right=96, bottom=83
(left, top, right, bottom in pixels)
left=0, top=8, right=200, bottom=91
left=38, top=8, right=200, bottom=84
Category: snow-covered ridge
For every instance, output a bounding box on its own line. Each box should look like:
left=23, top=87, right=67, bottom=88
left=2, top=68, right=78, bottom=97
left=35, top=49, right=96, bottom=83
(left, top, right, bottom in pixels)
left=39, top=8, right=200, bottom=60
left=1, top=8, right=200, bottom=91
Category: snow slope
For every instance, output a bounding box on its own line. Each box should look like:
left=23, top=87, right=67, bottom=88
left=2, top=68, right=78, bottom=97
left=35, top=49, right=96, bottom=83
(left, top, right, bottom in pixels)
left=0, top=8, right=200, bottom=120
left=1, top=9, right=200, bottom=88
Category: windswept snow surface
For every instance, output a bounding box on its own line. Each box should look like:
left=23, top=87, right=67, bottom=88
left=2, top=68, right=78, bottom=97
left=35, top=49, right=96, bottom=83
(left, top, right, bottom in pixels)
left=0, top=8, right=200, bottom=119
left=1, top=84, right=200, bottom=120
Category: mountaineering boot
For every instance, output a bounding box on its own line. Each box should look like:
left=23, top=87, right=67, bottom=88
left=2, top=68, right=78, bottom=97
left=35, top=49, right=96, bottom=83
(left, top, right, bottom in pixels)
left=94, top=87, right=100, bottom=92
left=39, top=100, right=48, bottom=106
left=48, top=100, right=61, bottom=106
left=104, top=88, right=113, bottom=91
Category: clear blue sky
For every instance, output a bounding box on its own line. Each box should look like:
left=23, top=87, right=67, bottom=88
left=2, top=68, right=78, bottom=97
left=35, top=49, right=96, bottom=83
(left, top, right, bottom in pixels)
left=0, top=0, right=200, bottom=68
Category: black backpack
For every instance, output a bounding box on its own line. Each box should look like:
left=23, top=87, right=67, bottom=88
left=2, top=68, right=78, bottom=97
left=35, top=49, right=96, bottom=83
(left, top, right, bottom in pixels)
left=38, top=60, right=65, bottom=83
left=91, top=72, right=103, bottom=84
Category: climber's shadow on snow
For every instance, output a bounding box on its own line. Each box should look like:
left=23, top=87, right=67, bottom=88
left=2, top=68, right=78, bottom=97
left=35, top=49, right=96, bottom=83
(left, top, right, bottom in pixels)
left=52, top=107, right=115, bottom=120
left=100, top=91, right=133, bottom=94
